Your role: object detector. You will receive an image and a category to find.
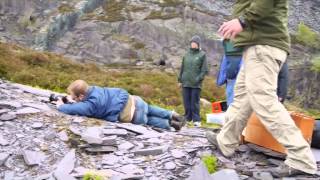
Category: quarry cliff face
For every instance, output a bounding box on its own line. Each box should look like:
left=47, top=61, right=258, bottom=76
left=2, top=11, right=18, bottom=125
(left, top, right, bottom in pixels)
left=0, top=0, right=319, bottom=109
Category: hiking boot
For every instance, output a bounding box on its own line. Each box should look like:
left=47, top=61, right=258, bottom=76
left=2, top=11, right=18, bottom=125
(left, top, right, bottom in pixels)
left=172, top=112, right=186, bottom=126
left=170, top=120, right=184, bottom=131
left=206, top=131, right=219, bottom=148
left=270, top=164, right=312, bottom=178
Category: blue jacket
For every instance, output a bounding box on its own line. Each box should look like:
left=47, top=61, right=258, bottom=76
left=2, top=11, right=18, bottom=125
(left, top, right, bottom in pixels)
left=217, top=55, right=242, bottom=86
left=58, top=86, right=129, bottom=122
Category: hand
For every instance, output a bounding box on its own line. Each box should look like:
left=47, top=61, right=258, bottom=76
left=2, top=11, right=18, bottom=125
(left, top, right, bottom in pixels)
left=218, top=19, right=243, bottom=40
left=178, top=83, right=182, bottom=88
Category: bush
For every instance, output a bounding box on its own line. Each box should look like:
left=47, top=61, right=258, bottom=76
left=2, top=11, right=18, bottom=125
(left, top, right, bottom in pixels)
left=311, top=56, right=320, bottom=72
left=201, top=155, right=218, bottom=174
left=294, top=23, right=320, bottom=49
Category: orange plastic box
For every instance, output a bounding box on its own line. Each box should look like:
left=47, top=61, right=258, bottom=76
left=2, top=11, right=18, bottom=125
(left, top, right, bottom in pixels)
left=244, top=112, right=315, bottom=154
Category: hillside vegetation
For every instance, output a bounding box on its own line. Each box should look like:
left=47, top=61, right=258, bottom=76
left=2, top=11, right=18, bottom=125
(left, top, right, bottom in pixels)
left=0, top=42, right=225, bottom=122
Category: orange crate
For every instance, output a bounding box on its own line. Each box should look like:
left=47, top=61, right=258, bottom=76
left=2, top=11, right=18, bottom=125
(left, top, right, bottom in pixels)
left=244, top=112, right=315, bottom=153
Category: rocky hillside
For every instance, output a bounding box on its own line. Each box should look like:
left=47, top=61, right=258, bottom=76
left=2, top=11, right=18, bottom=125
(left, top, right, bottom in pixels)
left=0, top=0, right=320, bottom=109
left=1, top=79, right=319, bottom=179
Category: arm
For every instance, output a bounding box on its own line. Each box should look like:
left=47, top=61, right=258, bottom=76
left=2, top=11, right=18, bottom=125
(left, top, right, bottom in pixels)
left=178, top=57, right=185, bottom=83
left=58, top=101, right=94, bottom=117
left=198, top=54, right=209, bottom=81
left=241, top=0, right=274, bottom=24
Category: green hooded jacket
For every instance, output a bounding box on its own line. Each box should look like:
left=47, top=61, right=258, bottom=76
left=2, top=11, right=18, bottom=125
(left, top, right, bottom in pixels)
left=178, top=48, right=208, bottom=89
left=232, top=0, right=290, bottom=53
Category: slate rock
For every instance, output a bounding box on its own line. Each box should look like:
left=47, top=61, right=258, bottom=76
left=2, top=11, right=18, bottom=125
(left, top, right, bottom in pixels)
left=44, top=131, right=56, bottom=140
left=69, top=126, right=82, bottom=136
left=119, top=164, right=144, bottom=175
left=54, top=149, right=76, bottom=175
left=0, top=153, right=10, bottom=165
left=0, top=101, right=22, bottom=109
left=0, top=113, right=16, bottom=121
left=171, top=149, right=186, bottom=158
left=116, top=123, right=154, bottom=135
left=103, top=129, right=128, bottom=136
left=164, top=162, right=176, bottom=170
left=0, top=134, right=9, bottom=146
left=0, top=109, right=10, bottom=115
left=81, top=127, right=103, bottom=144
left=15, top=107, right=41, bottom=115
left=118, top=141, right=134, bottom=151
left=102, top=154, right=120, bottom=166
left=133, top=146, right=168, bottom=156
left=252, top=172, right=273, bottom=180
left=187, top=162, right=213, bottom=180
left=23, top=103, right=51, bottom=111
left=4, top=171, right=15, bottom=180
left=85, top=146, right=117, bottom=153
left=53, top=172, right=77, bottom=180
left=12, top=83, right=52, bottom=97
left=22, top=150, right=45, bottom=166
left=102, top=136, right=117, bottom=146
left=58, top=131, right=69, bottom=142
left=31, top=122, right=44, bottom=129
left=211, top=169, right=240, bottom=180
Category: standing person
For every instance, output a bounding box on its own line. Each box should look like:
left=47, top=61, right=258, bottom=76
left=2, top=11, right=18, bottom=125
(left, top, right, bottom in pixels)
left=178, top=35, right=208, bottom=127
left=206, top=0, right=317, bottom=177
left=216, top=40, right=243, bottom=106
left=278, top=61, right=289, bottom=103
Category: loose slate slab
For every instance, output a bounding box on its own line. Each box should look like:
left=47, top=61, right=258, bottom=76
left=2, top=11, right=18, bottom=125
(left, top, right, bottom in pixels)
left=69, top=126, right=82, bottom=136
left=164, top=162, right=176, bottom=170
left=54, top=149, right=76, bottom=175
left=187, top=162, right=213, bottom=180
left=22, top=150, right=45, bottom=166
left=116, top=123, right=155, bottom=135
left=0, top=113, right=16, bottom=121
left=85, top=146, right=117, bottom=153
left=103, top=129, right=128, bottom=136
left=118, top=141, right=134, bottom=151
left=23, top=103, right=51, bottom=111
left=31, top=122, right=44, bottom=129
left=15, top=107, right=41, bottom=115
left=133, top=146, right=168, bottom=156
left=58, top=131, right=69, bottom=142
left=0, top=134, right=9, bottom=146
left=0, top=109, right=10, bottom=115
left=0, top=153, right=10, bottom=165
left=102, top=136, right=117, bottom=146
left=12, top=83, right=52, bottom=97
left=171, top=149, right=186, bottom=158
left=211, top=169, right=240, bottom=180
left=0, top=101, right=22, bottom=109
left=102, top=154, right=120, bottom=166
left=81, top=127, right=103, bottom=144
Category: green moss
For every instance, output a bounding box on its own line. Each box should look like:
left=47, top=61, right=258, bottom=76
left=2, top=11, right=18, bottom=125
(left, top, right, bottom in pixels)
left=83, top=172, right=105, bottom=180
left=311, top=56, right=320, bottom=72
left=145, top=10, right=181, bottom=20
left=58, top=4, right=75, bottom=14
left=100, top=0, right=131, bottom=22
left=201, top=155, right=218, bottom=174
left=158, top=0, right=184, bottom=7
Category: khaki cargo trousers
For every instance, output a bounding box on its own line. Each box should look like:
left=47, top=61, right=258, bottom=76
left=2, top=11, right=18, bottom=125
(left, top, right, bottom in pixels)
left=216, top=45, right=317, bottom=174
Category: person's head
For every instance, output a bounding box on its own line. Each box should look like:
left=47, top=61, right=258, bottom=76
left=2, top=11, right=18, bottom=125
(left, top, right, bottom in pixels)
left=67, top=80, right=89, bottom=102
left=190, top=35, right=201, bottom=49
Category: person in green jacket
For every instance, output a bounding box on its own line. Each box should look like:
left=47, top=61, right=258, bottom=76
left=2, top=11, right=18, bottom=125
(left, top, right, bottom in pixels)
left=206, top=0, right=317, bottom=177
left=178, top=35, right=208, bottom=127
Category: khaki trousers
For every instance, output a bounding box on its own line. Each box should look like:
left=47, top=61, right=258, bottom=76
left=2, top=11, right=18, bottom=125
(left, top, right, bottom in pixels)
left=216, top=45, right=317, bottom=174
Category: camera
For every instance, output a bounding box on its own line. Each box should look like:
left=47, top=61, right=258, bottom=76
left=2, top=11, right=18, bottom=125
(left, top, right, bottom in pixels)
left=49, top=94, right=70, bottom=104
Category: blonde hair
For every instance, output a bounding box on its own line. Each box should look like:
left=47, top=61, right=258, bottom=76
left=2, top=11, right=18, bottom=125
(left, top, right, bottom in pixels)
left=67, top=80, right=89, bottom=97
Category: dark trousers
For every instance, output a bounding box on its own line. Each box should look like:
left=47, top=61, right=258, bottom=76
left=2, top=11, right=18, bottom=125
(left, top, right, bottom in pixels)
left=182, top=87, right=201, bottom=122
